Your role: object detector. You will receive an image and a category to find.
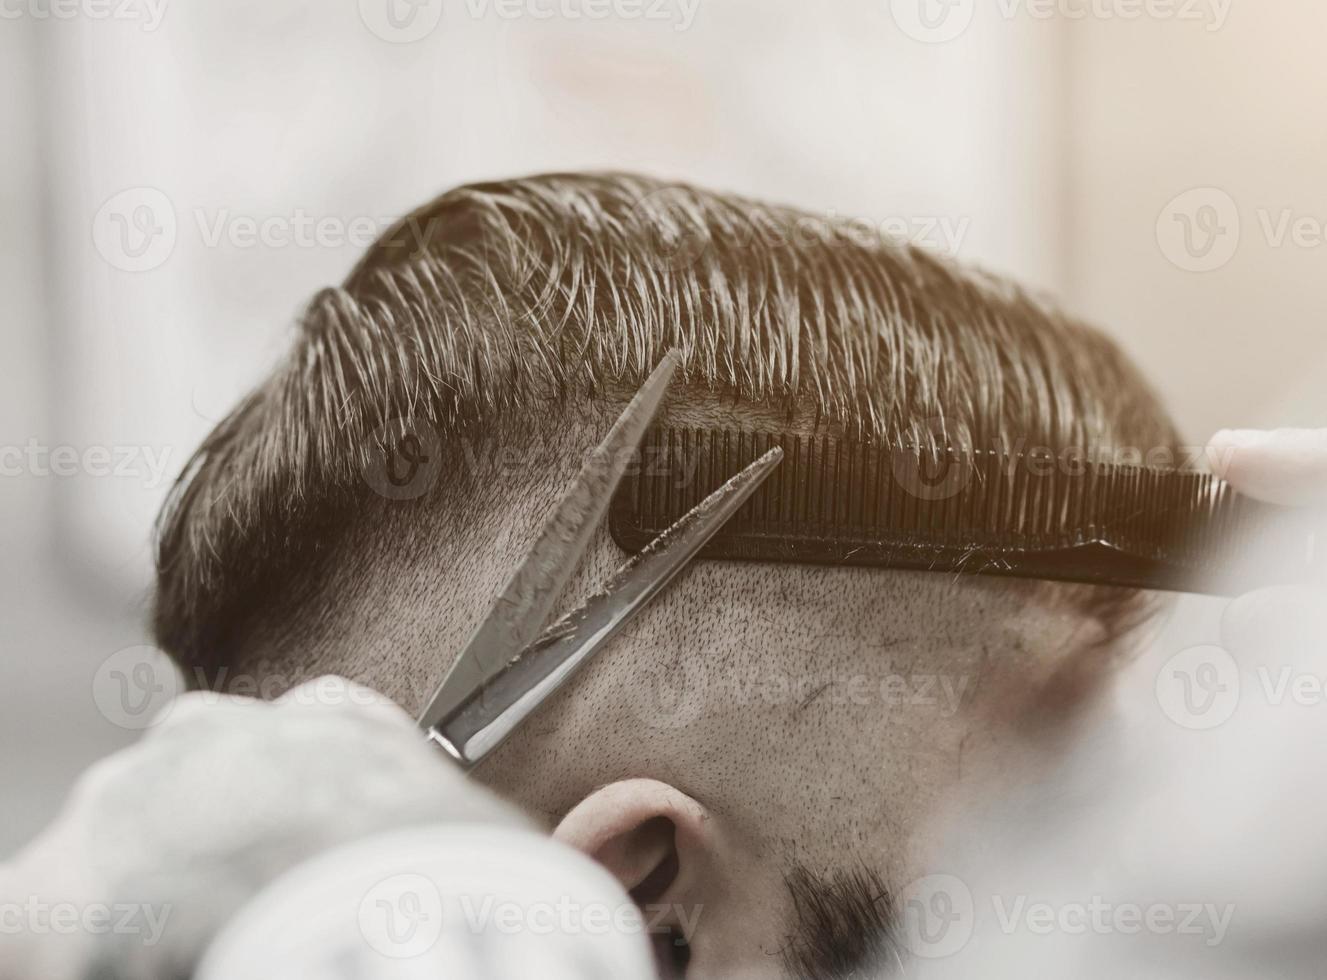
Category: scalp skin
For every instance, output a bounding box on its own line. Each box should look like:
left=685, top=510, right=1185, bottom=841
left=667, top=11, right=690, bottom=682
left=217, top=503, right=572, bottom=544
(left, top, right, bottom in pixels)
left=220, top=394, right=1131, bottom=972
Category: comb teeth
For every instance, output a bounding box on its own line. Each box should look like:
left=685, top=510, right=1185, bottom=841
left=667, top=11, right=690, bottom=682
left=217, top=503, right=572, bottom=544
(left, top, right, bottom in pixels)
left=609, top=427, right=1319, bottom=595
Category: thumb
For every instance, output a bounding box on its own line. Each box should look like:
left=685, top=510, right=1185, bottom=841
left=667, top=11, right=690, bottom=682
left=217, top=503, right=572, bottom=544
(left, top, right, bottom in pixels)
left=1207, top=428, right=1327, bottom=506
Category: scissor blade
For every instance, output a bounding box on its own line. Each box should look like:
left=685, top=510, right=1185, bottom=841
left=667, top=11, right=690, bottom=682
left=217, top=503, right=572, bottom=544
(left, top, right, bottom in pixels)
left=418, top=350, right=680, bottom=733
left=429, top=446, right=784, bottom=767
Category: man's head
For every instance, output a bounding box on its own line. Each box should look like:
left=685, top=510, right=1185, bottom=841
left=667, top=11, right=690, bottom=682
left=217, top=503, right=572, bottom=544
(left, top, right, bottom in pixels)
left=154, top=173, right=1178, bottom=978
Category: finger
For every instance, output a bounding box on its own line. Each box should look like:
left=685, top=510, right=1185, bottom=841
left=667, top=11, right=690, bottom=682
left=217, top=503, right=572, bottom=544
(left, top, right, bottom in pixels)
left=1207, top=428, right=1327, bottom=506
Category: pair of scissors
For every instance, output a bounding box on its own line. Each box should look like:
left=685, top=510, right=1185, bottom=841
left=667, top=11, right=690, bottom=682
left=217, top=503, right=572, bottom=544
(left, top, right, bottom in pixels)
left=417, top=350, right=784, bottom=768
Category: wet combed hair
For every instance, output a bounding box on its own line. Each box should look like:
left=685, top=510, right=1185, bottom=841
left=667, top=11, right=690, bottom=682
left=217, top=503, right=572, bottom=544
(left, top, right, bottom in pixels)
left=153, top=171, right=1179, bottom=672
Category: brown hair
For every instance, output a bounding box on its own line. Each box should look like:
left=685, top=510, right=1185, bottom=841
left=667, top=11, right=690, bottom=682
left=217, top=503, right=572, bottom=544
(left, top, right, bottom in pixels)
left=153, top=172, right=1179, bottom=673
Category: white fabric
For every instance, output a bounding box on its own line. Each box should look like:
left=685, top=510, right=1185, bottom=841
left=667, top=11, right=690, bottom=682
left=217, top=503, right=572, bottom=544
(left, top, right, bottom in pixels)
left=0, top=678, right=539, bottom=978
left=197, top=824, right=655, bottom=980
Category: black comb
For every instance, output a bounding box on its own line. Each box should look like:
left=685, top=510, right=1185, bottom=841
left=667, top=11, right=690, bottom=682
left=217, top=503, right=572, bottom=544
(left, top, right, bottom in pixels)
left=608, top=427, right=1322, bottom=596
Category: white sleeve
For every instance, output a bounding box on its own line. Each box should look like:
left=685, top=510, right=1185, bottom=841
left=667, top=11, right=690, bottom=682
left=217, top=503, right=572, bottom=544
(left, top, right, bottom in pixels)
left=196, top=824, right=657, bottom=980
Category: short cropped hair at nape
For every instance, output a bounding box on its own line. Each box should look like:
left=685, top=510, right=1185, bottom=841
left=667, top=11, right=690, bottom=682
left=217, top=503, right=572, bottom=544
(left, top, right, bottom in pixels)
left=153, top=172, right=1179, bottom=673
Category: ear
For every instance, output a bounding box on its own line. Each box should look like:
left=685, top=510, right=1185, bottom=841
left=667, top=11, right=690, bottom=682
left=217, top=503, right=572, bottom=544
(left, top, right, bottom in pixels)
left=554, top=779, right=790, bottom=977
left=553, top=779, right=714, bottom=977
left=555, top=778, right=712, bottom=896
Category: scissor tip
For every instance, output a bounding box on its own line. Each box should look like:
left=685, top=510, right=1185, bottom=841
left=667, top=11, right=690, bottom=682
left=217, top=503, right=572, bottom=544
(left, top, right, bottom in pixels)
left=751, top=444, right=785, bottom=473
left=637, top=349, right=682, bottom=396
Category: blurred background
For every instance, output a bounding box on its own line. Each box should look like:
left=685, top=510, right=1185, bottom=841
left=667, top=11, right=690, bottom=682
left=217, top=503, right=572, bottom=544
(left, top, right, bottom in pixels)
left=3, top=0, right=1325, bottom=856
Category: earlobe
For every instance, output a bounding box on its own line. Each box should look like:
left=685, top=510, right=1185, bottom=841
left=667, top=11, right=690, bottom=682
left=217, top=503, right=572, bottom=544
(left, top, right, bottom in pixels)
left=554, top=779, right=715, bottom=976
left=553, top=780, right=799, bottom=977
left=553, top=778, right=711, bottom=900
